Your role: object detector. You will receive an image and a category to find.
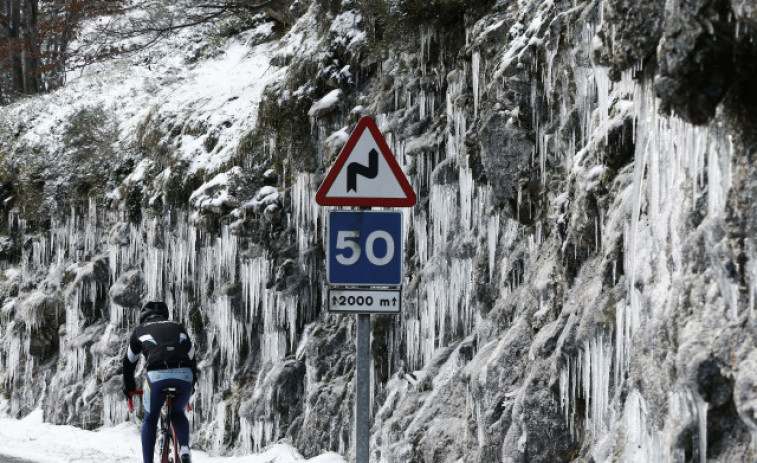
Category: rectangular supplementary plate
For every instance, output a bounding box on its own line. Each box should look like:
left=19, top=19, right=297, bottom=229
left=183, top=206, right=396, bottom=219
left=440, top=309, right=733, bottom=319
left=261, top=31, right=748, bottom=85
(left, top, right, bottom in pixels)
left=328, top=288, right=401, bottom=314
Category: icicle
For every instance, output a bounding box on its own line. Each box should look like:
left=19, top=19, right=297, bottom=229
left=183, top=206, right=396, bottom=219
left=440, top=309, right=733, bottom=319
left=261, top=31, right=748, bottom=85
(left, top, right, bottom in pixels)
left=292, top=173, right=323, bottom=268
left=460, top=161, right=474, bottom=233
left=561, top=332, right=614, bottom=440
left=559, top=355, right=570, bottom=425
left=472, top=50, right=480, bottom=118
left=429, top=185, right=457, bottom=257
left=624, top=391, right=662, bottom=461
left=697, top=396, right=708, bottom=463
left=419, top=90, right=426, bottom=120
left=488, top=214, right=500, bottom=281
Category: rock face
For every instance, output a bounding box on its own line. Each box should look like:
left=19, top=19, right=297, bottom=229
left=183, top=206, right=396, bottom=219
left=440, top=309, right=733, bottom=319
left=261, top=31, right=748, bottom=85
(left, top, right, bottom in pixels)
left=109, top=270, right=144, bottom=309
left=0, top=0, right=756, bottom=462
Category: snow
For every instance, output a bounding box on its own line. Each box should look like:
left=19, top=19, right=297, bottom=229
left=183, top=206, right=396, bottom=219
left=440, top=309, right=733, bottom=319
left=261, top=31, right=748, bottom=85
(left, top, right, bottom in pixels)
left=324, top=127, right=350, bottom=151
left=243, top=186, right=280, bottom=212
left=0, top=0, right=750, bottom=460
left=0, top=406, right=346, bottom=463
left=1, top=5, right=292, bottom=210
left=329, top=10, right=366, bottom=50
left=308, top=89, right=343, bottom=117
left=0, top=51, right=320, bottom=439
left=150, top=37, right=285, bottom=175
left=126, top=159, right=151, bottom=185
left=189, top=168, right=241, bottom=210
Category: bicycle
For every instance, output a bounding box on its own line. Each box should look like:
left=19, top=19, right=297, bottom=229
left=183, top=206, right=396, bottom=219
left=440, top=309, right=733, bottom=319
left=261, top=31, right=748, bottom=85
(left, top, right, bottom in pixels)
left=127, top=388, right=191, bottom=463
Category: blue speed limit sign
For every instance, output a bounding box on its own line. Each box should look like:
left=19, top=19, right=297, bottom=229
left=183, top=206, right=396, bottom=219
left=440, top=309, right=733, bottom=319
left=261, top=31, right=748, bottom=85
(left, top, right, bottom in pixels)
left=327, top=211, right=402, bottom=286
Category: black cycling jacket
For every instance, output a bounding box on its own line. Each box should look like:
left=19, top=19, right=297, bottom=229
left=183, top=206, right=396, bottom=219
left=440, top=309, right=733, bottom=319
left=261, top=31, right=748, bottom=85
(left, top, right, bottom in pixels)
left=122, top=316, right=198, bottom=391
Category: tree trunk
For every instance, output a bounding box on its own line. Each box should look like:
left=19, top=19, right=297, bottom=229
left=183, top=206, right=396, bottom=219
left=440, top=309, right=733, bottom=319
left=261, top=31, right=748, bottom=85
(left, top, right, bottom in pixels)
left=9, top=0, right=23, bottom=92
left=23, top=0, right=41, bottom=94
left=52, top=0, right=81, bottom=88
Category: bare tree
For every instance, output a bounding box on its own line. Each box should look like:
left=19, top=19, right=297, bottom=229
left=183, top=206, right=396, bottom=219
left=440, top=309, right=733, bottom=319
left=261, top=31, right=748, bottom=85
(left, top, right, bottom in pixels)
left=91, top=0, right=293, bottom=48
left=0, top=0, right=126, bottom=99
left=0, top=0, right=293, bottom=102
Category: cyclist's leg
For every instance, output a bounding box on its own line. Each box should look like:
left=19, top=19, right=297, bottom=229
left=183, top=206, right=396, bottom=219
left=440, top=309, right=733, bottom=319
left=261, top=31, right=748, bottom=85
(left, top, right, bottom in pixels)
left=142, top=376, right=167, bottom=463
left=165, top=377, right=192, bottom=448
left=146, top=369, right=193, bottom=450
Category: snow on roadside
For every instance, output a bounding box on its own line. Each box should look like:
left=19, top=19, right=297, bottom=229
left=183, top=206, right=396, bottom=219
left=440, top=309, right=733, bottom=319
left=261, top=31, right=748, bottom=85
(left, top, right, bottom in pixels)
left=0, top=407, right=345, bottom=463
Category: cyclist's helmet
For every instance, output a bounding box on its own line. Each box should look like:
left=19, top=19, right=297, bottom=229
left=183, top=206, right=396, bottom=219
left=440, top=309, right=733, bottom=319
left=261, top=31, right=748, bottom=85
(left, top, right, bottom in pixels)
left=139, top=301, right=169, bottom=324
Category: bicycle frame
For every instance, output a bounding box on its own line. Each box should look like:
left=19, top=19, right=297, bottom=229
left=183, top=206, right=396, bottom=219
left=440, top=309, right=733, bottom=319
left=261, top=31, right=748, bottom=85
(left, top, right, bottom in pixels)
left=127, top=389, right=191, bottom=463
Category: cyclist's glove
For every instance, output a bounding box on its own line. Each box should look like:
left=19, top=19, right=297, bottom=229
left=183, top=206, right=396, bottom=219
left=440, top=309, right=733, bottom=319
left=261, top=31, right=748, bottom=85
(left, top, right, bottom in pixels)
left=123, top=379, right=138, bottom=399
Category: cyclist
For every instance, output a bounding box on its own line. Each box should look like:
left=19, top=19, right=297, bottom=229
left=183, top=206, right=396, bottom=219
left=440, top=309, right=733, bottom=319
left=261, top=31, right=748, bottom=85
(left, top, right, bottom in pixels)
left=123, top=301, right=198, bottom=463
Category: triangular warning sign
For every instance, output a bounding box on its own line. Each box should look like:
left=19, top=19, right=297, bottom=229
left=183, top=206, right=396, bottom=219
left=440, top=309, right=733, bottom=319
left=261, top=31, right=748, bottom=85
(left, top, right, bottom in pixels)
left=316, top=116, right=416, bottom=207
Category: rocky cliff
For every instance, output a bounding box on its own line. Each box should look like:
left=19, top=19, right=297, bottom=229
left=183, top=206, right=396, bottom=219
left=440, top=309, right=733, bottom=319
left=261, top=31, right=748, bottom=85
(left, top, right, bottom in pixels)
left=0, top=0, right=756, bottom=462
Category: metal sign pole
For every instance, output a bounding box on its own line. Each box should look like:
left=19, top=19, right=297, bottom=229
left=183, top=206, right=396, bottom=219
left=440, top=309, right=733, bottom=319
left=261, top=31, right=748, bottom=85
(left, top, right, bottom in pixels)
left=356, top=313, right=370, bottom=463
left=316, top=117, right=416, bottom=463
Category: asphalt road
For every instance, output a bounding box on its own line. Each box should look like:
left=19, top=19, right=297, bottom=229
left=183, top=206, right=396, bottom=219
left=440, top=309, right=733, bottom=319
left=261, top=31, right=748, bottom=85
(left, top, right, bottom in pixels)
left=0, top=456, right=33, bottom=463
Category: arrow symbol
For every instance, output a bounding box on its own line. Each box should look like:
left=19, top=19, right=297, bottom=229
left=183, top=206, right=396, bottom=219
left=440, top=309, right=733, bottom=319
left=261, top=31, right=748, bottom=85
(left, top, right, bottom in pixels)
left=347, top=149, right=379, bottom=192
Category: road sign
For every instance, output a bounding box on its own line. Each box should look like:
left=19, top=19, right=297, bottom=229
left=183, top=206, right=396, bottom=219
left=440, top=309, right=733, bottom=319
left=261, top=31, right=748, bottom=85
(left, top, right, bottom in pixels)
left=327, top=210, right=402, bottom=286
left=315, top=116, right=416, bottom=207
left=328, top=288, right=402, bottom=314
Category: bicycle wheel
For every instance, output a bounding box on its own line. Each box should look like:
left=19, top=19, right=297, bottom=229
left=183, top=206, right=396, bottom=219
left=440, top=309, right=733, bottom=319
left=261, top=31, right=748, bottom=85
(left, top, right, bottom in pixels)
left=171, top=425, right=180, bottom=463
left=160, top=429, right=172, bottom=463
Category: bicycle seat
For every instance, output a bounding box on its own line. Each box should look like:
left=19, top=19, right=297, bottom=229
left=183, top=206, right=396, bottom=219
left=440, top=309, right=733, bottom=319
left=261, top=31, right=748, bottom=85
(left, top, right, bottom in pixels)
left=161, top=387, right=179, bottom=396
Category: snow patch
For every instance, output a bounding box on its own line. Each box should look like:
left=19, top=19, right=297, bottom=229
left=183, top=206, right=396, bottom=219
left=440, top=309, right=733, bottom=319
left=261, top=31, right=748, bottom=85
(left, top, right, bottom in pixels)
left=308, top=89, right=343, bottom=117
left=0, top=411, right=346, bottom=463
left=330, top=10, right=366, bottom=50
left=243, top=186, right=280, bottom=212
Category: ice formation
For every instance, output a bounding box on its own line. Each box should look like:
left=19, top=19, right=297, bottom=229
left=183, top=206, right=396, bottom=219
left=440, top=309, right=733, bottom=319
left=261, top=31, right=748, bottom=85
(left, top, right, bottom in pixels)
left=1, top=0, right=756, bottom=462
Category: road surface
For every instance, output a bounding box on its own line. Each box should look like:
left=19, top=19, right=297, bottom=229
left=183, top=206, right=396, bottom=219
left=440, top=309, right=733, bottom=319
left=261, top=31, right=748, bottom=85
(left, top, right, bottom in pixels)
left=0, top=456, right=33, bottom=463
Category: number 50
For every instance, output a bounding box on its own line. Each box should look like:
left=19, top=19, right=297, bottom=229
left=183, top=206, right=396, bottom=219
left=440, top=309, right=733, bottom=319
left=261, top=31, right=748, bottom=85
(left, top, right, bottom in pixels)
left=335, top=230, right=395, bottom=266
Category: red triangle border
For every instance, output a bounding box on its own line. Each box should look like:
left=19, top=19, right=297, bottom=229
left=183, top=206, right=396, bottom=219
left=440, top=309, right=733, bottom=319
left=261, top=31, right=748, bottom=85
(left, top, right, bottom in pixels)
left=315, top=116, right=417, bottom=207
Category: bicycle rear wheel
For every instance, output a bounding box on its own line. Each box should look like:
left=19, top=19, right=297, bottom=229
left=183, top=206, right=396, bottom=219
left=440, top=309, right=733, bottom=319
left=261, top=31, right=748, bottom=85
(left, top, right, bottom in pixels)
left=158, top=428, right=181, bottom=462
left=160, top=429, right=171, bottom=463
left=170, top=425, right=180, bottom=463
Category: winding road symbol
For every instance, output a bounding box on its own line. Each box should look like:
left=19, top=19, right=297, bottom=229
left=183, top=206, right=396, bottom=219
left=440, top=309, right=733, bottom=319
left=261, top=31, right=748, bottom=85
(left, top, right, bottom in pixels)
left=347, top=149, right=379, bottom=192
left=315, top=115, right=416, bottom=207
